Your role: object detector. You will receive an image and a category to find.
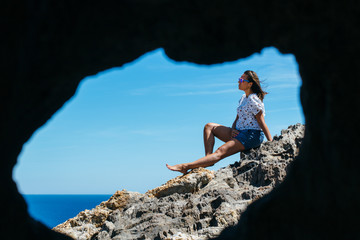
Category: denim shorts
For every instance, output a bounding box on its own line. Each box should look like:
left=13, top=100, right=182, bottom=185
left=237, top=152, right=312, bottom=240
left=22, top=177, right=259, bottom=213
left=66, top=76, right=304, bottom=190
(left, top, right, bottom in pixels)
left=233, top=129, right=264, bottom=150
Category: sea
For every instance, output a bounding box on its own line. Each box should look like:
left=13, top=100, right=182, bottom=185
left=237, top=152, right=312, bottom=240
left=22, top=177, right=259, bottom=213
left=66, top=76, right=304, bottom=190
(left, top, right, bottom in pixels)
left=23, top=195, right=112, bottom=228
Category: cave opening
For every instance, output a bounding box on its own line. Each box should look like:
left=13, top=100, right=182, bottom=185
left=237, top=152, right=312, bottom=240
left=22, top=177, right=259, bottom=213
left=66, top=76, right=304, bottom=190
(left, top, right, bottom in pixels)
left=13, top=46, right=303, bottom=229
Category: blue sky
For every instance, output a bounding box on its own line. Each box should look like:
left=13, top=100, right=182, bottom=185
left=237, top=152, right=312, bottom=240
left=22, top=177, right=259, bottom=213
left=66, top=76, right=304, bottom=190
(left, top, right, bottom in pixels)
left=13, top=47, right=304, bottom=194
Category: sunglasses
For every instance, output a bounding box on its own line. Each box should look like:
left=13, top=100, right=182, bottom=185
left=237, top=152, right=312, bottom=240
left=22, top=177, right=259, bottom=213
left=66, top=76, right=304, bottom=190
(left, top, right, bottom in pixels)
left=238, top=78, right=250, bottom=83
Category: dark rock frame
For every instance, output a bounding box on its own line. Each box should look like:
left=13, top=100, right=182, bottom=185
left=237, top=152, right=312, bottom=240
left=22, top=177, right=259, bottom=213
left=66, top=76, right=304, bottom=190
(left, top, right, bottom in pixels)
left=1, top=0, right=359, bottom=239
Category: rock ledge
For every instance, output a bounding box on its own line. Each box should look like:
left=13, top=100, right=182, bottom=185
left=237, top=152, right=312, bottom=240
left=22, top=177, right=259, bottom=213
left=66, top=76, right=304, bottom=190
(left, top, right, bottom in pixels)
left=53, top=124, right=305, bottom=240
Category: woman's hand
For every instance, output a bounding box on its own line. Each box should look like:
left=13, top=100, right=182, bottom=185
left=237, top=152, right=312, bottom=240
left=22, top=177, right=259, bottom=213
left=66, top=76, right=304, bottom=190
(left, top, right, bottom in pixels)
left=231, top=129, right=239, bottom=138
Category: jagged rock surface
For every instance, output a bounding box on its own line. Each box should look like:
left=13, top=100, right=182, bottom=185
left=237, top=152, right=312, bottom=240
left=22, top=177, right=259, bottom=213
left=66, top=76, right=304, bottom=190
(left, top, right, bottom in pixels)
left=54, top=124, right=304, bottom=240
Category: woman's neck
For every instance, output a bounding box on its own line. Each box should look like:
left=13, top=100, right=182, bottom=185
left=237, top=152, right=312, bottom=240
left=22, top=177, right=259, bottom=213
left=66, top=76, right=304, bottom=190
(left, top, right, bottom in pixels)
left=245, top=89, right=253, bottom=97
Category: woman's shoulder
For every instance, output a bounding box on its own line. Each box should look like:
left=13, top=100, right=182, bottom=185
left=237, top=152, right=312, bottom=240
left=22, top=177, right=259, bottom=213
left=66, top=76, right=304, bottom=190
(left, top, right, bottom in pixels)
left=249, top=93, right=262, bottom=102
left=248, top=94, right=264, bottom=107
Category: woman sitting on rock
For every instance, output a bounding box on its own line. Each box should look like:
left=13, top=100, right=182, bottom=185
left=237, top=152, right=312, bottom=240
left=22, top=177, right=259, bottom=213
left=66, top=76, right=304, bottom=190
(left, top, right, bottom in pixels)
left=167, top=70, right=272, bottom=174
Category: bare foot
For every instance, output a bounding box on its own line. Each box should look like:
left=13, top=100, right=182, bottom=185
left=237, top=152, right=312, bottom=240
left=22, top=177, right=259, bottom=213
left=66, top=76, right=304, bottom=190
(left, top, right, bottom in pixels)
left=166, top=164, right=189, bottom=174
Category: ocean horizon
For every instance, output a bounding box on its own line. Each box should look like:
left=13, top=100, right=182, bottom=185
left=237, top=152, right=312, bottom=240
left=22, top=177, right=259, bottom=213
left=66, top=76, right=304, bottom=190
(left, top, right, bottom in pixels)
left=23, top=194, right=112, bottom=228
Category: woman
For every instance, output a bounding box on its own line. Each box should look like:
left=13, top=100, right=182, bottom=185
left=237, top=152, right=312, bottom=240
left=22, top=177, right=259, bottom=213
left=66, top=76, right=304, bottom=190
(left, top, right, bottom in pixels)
left=166, top=70, right=272, bottom=174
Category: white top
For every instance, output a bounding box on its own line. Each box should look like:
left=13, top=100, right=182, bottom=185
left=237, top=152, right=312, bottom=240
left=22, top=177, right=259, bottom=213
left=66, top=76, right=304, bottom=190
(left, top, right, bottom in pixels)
left=236, top=93, right=265, bottom=131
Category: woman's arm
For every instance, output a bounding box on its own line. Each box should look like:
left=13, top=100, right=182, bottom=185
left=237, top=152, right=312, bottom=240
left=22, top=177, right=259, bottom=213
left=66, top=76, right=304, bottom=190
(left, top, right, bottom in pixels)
left=232, top=115, right=239, bottom=129
left=231, top=115, right=239, bottom=138
left=255, top=111, right=272, bottom=141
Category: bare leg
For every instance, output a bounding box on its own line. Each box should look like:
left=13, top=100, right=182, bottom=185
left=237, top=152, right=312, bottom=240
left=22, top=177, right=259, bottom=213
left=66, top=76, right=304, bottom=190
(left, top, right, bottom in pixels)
left=166, top=139, right=245, bottom=174
left=203, top=123, right=232, bottom=156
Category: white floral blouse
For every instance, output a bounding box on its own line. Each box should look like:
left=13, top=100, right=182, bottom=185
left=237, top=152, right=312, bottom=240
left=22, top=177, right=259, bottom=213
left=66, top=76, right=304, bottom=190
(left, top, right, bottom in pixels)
left=236, top=93, right=265, bottom=131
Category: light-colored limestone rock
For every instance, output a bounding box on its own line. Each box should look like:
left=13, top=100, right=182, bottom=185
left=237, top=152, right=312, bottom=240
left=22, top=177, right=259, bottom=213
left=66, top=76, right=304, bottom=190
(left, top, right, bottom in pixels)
left=54, top=124, right=305, bottom=240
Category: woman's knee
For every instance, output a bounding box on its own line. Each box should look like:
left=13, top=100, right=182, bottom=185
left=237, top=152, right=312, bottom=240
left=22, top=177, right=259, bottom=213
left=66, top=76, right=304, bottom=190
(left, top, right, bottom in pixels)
left=213, top=146, right=227, bottom=161
left=204, top=122, right=217, bottom=132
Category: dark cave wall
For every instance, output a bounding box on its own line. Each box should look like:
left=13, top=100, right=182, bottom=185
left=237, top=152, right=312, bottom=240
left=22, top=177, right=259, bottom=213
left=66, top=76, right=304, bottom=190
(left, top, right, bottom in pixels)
left=1, top=0, right=359, bottom=239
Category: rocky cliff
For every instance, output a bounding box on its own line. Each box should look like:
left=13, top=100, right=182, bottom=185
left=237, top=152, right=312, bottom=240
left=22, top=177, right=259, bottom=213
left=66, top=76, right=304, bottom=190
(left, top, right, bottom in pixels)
left=53, top=124, right=304, bottom=240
